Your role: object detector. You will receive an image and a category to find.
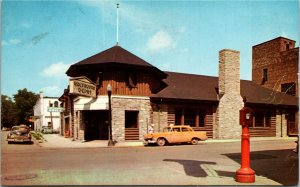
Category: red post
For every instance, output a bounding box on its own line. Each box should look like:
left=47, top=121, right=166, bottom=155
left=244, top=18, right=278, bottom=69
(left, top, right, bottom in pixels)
left=236, top=97, right=255, bottom=183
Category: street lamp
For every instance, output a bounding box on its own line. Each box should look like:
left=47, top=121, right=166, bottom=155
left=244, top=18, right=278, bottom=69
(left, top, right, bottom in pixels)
left=107, top=83, right=114, bottom=146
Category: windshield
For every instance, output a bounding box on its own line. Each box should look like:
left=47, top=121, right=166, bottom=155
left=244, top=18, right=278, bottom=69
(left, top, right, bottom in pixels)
left=11, top=126, right=19, bottom=131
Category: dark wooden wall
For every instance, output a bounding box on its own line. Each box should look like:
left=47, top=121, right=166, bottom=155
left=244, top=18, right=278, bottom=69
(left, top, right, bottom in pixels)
left=97, top=71, right=161, bottom=96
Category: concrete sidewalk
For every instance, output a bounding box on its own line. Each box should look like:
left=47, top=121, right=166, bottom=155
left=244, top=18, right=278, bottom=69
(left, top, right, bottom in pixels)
left=35, top=134, right=144, bottom=148
left=35, top=133, right=297, bottom=149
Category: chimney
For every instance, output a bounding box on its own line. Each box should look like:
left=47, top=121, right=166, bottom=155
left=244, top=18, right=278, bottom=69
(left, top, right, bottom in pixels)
left=215, top=49, right=243, bottom=139
left=39, top=91, right=44, bottom=99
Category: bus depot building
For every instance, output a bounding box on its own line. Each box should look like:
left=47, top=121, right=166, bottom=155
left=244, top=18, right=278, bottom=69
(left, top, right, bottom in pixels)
left=59, top=40, right=298, bottom=142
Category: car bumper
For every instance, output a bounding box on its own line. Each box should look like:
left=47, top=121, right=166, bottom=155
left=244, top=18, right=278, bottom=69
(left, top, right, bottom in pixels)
left=7, top=138, right=31, bottom=142
left=143, top=139, right=157, bottom=145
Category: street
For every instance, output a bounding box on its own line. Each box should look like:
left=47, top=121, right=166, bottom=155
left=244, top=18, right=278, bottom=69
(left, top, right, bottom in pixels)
left=1, top=131, right=298, bottom=185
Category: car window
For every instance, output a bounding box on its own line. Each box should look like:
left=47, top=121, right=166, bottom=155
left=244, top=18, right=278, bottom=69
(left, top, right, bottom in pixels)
left=163, top=127, right=172, bottom=132
left=173, top=127, right=181, bottom=132
left=182, top=127, right=191, bottom=132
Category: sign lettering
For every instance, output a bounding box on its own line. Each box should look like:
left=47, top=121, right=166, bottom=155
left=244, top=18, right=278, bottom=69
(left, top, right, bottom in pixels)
left=69, top=77, right=97, bottom=98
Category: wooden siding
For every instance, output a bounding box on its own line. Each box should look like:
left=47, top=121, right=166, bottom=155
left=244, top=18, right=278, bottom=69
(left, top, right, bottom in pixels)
left=193, top=108, right=214, bottom=139
left=167, top=108, right=175, bottom=125
left=250, top=115, right=276, bottom=137
left=97, top=71, right=161, bottom=97
left=125, top=128, right=139, bottom=140
left=167, top=105, right=214, bottom=139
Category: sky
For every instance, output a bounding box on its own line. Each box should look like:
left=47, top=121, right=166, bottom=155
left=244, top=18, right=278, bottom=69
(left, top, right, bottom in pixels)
left=1, top=0, right=299, bottom=98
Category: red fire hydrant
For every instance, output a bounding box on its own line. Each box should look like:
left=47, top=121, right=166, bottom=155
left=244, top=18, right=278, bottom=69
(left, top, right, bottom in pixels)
left=236, top=97, right=255, bottom=183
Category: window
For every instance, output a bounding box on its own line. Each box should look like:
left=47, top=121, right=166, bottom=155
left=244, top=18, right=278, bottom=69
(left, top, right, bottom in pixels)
left=182, top=127, right=191, bottom=132
left=287, top=111, right=297, bottom=135
left=127, top=72, right=137, bottom=88
left=254, top=112, right=264, bottom=127
left=184, top=109, right=197, bottom=127
left=173, top=127, right=180, bottom=132
left=125, top=111, right=139, bottom=128
left=49, top=102, right=53, bottom=107
left=54, top=101, right=59, bottom=107
left=175, top=109, right=183, bottom=125
left=263, top=68, right=268, bottom=82
left=198, top=110, right=205, bottom=127
left=281, top=82, right=296, bottom=96
left=253, top=111, right=271, bottom=127
left=286, top=43, right=290, bottom=50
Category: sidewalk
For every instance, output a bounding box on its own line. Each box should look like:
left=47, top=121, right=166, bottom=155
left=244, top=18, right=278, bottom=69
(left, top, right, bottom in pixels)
left=35, top=134, right=144, bottom=148
left=35, top=133, right=297, bottom=149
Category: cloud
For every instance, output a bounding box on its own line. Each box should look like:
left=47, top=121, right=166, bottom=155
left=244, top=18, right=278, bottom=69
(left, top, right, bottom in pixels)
left=146, top=30, right=176, bottom=52
left=41, top=62, right=71, bottom=78
left=40, top=86, right=63, bottom=97
left=2, top=39, right=22, bottom=46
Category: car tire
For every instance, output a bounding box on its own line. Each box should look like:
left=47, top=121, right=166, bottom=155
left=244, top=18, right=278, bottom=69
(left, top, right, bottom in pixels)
left=157, top=138, right=166, bottom=146
left=191, top=138, right=199, bottom=145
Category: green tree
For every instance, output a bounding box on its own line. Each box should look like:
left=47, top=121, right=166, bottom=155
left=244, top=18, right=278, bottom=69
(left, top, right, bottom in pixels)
left=13, top=88, right=39, bottom=125
left=1, top=95, right=16, bottom=128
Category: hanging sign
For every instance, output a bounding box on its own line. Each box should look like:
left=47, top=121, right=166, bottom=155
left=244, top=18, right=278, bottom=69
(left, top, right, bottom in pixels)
left=69, top=76, right=97, bottom=98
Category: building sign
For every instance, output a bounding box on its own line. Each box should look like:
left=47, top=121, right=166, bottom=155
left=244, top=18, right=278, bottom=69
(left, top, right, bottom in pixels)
left=69, top=76, right=97, bottom=98
left=47, top=107, right=64, bottom=112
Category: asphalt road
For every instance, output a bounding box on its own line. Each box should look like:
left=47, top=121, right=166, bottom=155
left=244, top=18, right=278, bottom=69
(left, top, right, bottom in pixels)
left=1, top=131, right=298, bottom=185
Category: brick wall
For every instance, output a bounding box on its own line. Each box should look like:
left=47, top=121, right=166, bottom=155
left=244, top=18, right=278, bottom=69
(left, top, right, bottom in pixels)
left=252, top=37, right=298, bottom=96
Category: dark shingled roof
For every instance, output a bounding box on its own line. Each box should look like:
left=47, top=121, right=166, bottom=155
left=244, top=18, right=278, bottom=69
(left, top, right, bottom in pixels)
left=66, top=45, right=167, bottom=78
left=151, top=71, right=298, bottom=107
left=73, top=45, right=154, bottom=67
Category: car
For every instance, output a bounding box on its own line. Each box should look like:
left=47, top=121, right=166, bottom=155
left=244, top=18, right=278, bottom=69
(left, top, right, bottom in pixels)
left=7, top=125, right=32, bottom=144
left=144, top=125, right=207, bottom=146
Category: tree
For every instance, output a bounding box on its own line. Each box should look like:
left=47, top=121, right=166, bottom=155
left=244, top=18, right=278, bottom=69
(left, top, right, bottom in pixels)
left=13, top=88, right=39, bottom=125
left=1, top=95, right=16, bottom=128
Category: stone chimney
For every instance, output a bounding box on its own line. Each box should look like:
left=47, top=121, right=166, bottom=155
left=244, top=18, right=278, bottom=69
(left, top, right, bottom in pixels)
left=215, top=49, right=243, bottom=139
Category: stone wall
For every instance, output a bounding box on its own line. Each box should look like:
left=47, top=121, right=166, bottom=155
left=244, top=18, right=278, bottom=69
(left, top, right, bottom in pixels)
left=151, top=104, right=168, bottom=132
left=275, top=109, right=288, bottom=137
left=111, top=96, right=151, bottom=142
left=216, top=49, right=243, bottom=139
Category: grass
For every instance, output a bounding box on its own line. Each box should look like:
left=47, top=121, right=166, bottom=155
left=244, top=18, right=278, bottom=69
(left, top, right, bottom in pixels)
left=30, top=131, right=44, bottom=140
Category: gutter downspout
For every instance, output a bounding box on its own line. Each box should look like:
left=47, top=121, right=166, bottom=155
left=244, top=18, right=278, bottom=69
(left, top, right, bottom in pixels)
left=281, top=109, right=283, bottom=137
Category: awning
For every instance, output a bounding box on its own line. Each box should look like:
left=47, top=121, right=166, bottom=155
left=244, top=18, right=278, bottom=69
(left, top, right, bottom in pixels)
left=74, top=96, right=108, bottom=111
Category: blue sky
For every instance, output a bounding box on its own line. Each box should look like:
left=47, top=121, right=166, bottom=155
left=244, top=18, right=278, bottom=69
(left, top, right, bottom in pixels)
left=1, top=0, right=299, bottom=98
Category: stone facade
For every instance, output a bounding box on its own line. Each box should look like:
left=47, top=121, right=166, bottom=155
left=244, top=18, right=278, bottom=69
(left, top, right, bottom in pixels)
left=111, top=96, right=151, bottom=142
left=215, top=49, right=243, bottom=139
left=252, top=37, right=299, bottom=96
left=151, top=104, right=168, bottom=132
left=275, top=110, right=288, bottom=138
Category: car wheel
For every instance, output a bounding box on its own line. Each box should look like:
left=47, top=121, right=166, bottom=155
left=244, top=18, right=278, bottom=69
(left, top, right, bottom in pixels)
left=191, top=138, right=199, bottom=145
left=157, top=138, right=166, bottom=146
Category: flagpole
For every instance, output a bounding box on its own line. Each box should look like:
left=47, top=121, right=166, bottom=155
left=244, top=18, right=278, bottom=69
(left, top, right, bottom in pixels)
left=116, top=3, right=119, bottom=45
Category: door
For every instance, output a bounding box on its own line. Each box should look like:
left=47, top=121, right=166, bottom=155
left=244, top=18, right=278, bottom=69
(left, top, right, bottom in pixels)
left=83, top=110, right=109, bottom=141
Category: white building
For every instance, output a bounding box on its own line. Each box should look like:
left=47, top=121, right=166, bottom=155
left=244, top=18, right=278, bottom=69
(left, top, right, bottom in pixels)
left=33, top=91, right=62, bottom=131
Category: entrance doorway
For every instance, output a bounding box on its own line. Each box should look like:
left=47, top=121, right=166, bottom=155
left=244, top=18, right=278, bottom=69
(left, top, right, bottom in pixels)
left=83, top=110, right=109, bottom=141
left=125, top=111, right=139, bottom=140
